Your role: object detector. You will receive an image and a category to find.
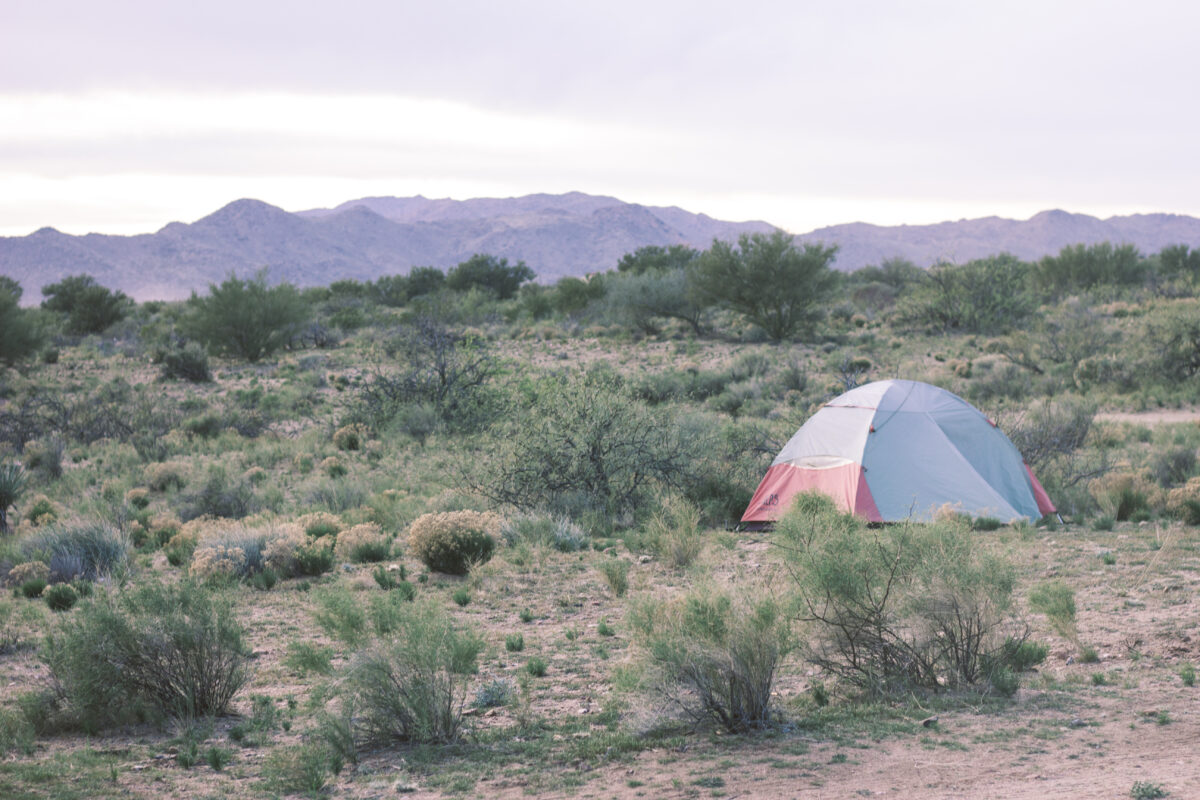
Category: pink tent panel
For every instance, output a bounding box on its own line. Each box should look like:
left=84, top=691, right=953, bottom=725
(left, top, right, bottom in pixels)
left=742, top=461, right=882, bottom=524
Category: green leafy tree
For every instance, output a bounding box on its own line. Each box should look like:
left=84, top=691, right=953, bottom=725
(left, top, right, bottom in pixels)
left=405, top=266, right=446, bottom=299
left=1033, top=242, right=1146, bottom=297
left=604, top=268, right=710, bottom=335
left=368, top=274, right=410, bottom=307
left=446, top=254, right=534, bottom=300
left=896, top=255, right=1034, bottom=334
left=617, top=244, right=698, bottom=275
left=691, top=232, right=838, bottom=341
left=0, top=279, right=42, bottom=365
left=1158, top=244, right=1200, bottom=280
left=41, top=274, right=131, bottom=335
left=181, top=270, right=311, bottom=362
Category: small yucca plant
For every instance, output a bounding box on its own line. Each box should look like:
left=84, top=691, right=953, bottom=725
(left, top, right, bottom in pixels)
left=0, top=462, right=28, bottom=534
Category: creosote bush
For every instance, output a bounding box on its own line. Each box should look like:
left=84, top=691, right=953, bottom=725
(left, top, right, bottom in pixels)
left=324, top=598, right=483, bottom=747
left=629, top=578, right=793, bottom=732
left=407, top=511, right=498, bottom=575
left=41, top=579, right=250, bottom=731
left=775, top=492, right=1027, bottom=695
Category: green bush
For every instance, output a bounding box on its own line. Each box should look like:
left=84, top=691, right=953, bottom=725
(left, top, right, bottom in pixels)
left=642, top=492, right=705, bottom=569
left=42, top=583, right=79, bottom=612
left=598, top=558, right=629, bottom=597
left=476, top=371, right=705, bottom=521
left=407, top=511, right=498, bottom=576
left=20, top=578, right=47, bottom=599
left=1028, top=580, right=1078, bottom=640
left=525, top=656, right=548, bottom=677
left=629, top=578, right=793, bottom=732
left=505, top=633, right=524, bottom=652
left=285, top=641, right=334, bottom=676
left=159, top=341, right=212, bottom=382
left=775, top=492, right=1022, bottom=695
left=326, top=599, right=482, bottom=746
left=178, top=466, right=258, bottom=521
left=180, top=270, right=311, bottom=363
left=42, top=580, right=250, bottom=731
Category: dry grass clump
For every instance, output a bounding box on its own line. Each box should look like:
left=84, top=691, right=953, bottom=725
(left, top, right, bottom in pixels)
left=262, top=524, right=307, bottom=575
left=191, top=543, right=248, bottom=581
left=334, top=522, right=391, bottom=563
left=407, top=511, right=500, bottom=575
left=6, top=561, right=50, bottom=588
left=1165, top=476, right=1200, bottom=524
left=332, top=425, right=367, bottom=451
left=1088, top=471, right=1155, bottom=520
left=143, top=461, right=188, bottom=492
left=297, top=511, right=343, bottom=538
left=123, top=487, right=150, bottom=510
left=190, top=521, right=316, bottom=580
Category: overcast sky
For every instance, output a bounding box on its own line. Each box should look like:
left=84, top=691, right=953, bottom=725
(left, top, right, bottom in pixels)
left=2, top=0, right=1196, bottom=237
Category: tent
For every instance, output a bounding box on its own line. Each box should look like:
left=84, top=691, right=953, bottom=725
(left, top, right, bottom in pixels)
left=742, top=379, right=1056, bottom=525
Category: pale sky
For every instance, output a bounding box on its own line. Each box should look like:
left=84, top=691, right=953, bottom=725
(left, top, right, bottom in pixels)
left=2, top=0, right=1197, bottom=237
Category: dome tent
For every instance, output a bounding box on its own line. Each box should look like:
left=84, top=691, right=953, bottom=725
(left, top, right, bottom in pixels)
left=742, top=379, right=1055, bottom=525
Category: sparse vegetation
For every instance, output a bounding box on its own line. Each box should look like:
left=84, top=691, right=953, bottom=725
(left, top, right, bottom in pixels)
left=3, top=242, right=1200, bottom=797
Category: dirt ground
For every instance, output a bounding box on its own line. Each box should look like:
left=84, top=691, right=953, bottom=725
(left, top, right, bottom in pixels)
left=4, top=518, right=1199, bottom=800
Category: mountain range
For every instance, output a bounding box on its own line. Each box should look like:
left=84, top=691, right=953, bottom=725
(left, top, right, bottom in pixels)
left=3, top=192, right=1200, bottom=302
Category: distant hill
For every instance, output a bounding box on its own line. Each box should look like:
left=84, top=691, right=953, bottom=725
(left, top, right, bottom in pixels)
left=0, top=192, right=774, bottom=302
left=794, top=209, right=1200, bottom=272
left=3, top=193, right=1200, bottom=302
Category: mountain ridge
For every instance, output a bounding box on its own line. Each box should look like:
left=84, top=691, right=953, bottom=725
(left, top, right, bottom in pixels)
left=3, top=193, right=1200, bottom=302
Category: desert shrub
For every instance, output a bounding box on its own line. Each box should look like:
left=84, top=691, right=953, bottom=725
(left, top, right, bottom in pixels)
left=325, top=599, right=483, bottom=747
left=1027, top=580, right=1078, bottom=640
left=20, top=578, right=47, bottom=598
left=144, top=461, right=188, bottom=492
left=144, top=515, right=181, bottom=546
left=1150, top=446, right=1198, bottom=488
left=473, top=679, right=514, bottom=709
left=178, top=466, right=258, bottom=521
left=407, top=511, right=498, bottom=576
left=159, top=341, right=212, bottom=383
left=262, top=741, right=341, bottom=796
left=183, top=413, right=224, bottom=440
left=322, top=456, right=347, bottom=478
left=42, top=579, right=250, bottom=730
left=475, top=371, right=706, bottom=522
left=123, top=487, right=150, bottom=511
left=261, top=524, right=306, bottom=576
left=1089, top=472, right=1153, bottom=521
left=642, top=492, right=705, bottom=569
left=43, top=583, right=79, bottom=612
left=190, top=543, right=249, bottom=582
left=17, top=522, right=130, bottom=582
left=285, top=641, right=335, bottom=676
left=22, top=437, right=64, bottom=480
left=334, top=523, right=390, bottom=563
left=1165, top=477, right=1200, bottom=524
left=499, top=511, right=588, bottom=552
left=350, top=316, right=498, bottom=432
left=180, top=270, right=311, bottom=363
left=629, top=578, right=793, bottom=732
left=598, top=557, right=630, bottom=597
left=775, top=492, right=1023, bottom=695
left=332, top=425, right=366, bottom=451
left=0, top=461, right=27, bottom=533
left=297, top=511, right=343, bottom=538
left=6, top=560, right=50, bottom=588
left=294, top=539, right=335, bottom=576
left=23, top=494, right=58, bottom=527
